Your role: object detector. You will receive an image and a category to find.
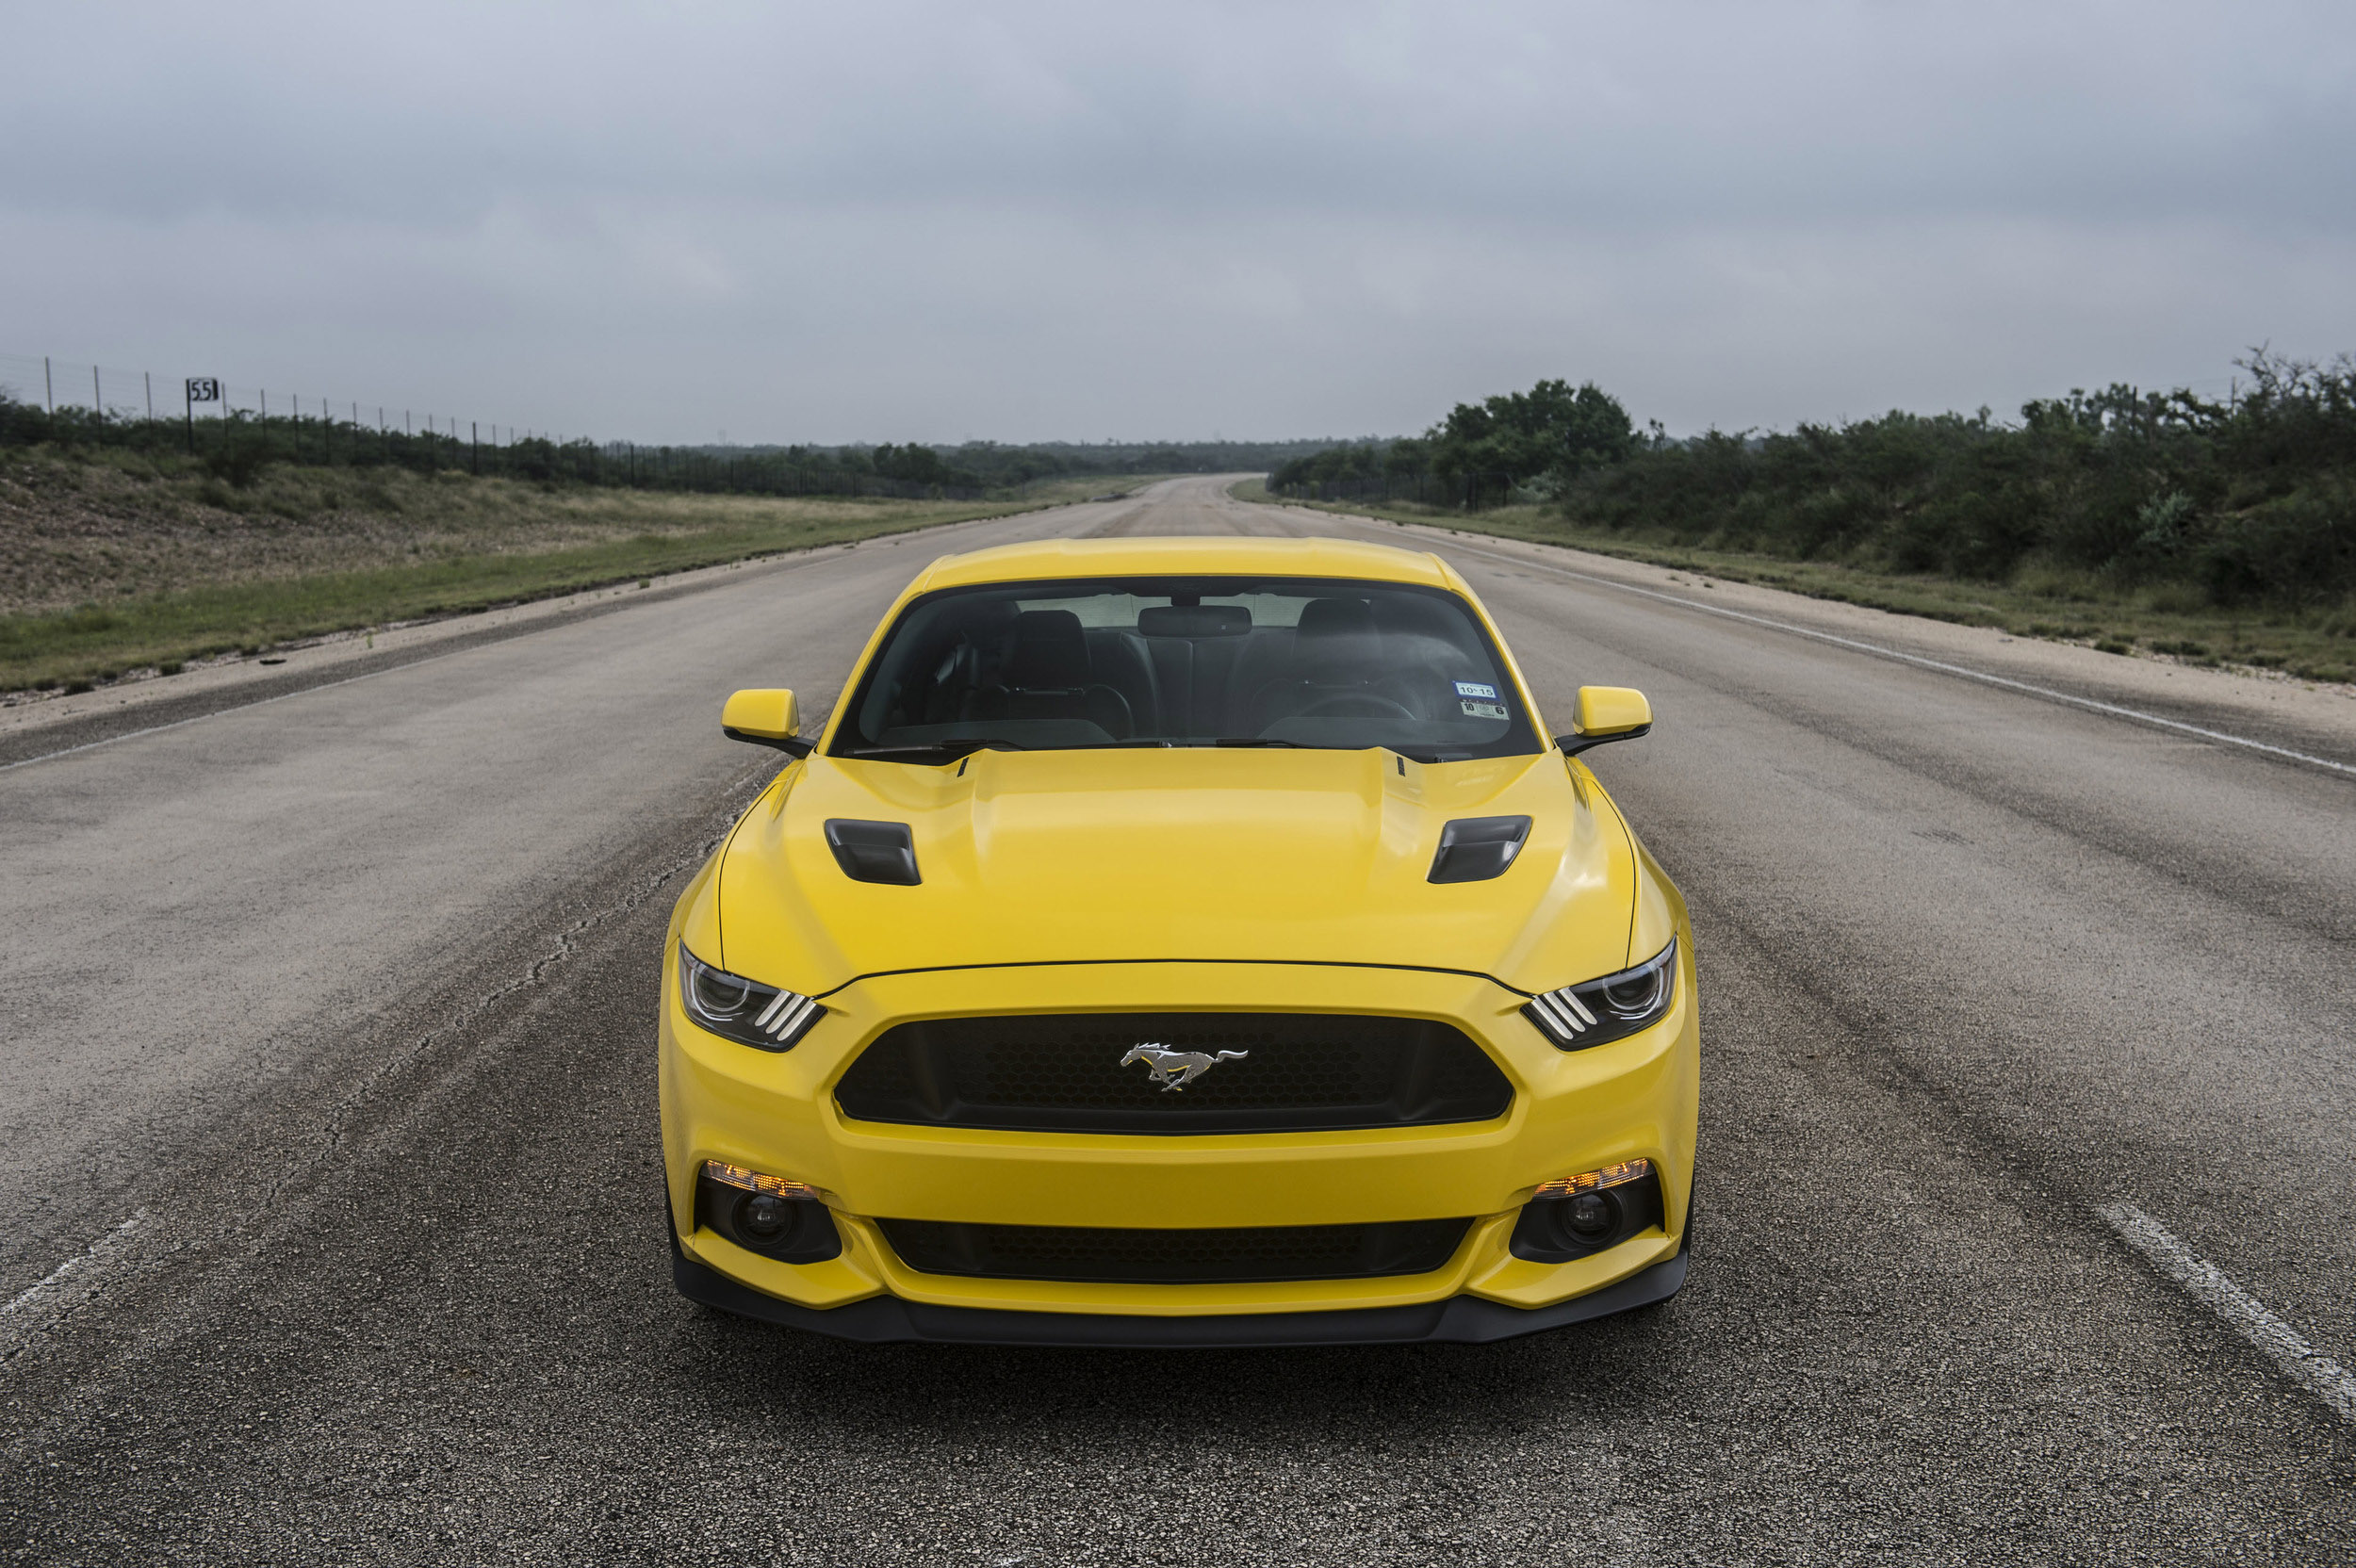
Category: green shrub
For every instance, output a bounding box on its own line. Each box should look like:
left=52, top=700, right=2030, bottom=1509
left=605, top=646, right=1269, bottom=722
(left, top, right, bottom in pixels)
left=201, top=443, right=270, bottom=489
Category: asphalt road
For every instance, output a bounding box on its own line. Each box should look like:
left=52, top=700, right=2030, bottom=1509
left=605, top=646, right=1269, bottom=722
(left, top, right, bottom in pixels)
left=3, top=477, right=2351, bottom=1565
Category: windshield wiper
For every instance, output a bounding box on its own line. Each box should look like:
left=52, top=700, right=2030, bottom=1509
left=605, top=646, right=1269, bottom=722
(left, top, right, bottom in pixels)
left=837, top=740, right=1028, bottom=762
left=1211, top=738, right=1471, bottom=761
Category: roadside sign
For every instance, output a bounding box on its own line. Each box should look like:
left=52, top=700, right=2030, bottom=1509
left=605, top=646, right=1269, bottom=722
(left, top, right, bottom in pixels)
left=184, top=377, right=221, bottom=451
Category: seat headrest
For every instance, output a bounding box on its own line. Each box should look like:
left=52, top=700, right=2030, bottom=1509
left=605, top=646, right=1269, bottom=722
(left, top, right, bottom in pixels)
left=1298, top=597, right=1377, bottom=638
left=1296, top=596, right=1379, bottom=678
left=1006, top=609, right=1091, bottom=689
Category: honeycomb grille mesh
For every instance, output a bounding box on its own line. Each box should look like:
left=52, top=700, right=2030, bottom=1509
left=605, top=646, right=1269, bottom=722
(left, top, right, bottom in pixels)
left=878, top=1217, right=1473, bottom=1284
left=834, top=1011, right=1513, bottom=1134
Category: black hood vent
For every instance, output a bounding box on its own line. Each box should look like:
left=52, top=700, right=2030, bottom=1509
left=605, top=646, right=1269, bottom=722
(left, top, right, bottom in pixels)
left=1428, top=815, right=1530, bottom=884
left=825, top=819, right=921, bottom=885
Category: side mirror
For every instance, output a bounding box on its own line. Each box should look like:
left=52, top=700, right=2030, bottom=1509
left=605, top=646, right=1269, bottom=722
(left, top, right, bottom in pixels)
left=721, top=688, right=812, bottom=758
left=1554, top=686, right=1652, bottom=759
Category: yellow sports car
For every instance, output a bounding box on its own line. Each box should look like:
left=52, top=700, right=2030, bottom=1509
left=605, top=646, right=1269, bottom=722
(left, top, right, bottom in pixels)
left=661, top=536, right=1696, bottom=1344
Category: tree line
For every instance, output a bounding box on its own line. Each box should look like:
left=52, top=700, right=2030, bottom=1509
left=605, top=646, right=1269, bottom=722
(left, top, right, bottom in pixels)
left=1268, top=353, right=2356, bottom=608
left=1270, top=378, right=1640, bottom=510
left=0, top=394, right=1346, bottom=502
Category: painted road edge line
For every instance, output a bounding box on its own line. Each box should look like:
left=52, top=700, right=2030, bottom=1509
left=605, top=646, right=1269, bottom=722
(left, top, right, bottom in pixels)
left=0, top=1210, right=148, bottom=1358
left=2100, top=1200, right=2356, bottom=1424
left=1351, top=519, right=2356, bottom=780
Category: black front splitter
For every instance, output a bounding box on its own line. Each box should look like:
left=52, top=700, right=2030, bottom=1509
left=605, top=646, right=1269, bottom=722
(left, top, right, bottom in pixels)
left=671, top=1230, right=1686, bottom=1347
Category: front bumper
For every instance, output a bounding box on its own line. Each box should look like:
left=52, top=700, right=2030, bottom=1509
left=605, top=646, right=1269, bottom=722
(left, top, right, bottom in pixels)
left=659, top=956, right=1698, bottom=1334
left=671, top=1217, right=1688, bottom=1345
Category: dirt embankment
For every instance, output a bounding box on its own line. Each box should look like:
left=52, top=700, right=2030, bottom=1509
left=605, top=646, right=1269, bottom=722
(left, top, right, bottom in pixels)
left=0, top=451, right=1028, bottom=618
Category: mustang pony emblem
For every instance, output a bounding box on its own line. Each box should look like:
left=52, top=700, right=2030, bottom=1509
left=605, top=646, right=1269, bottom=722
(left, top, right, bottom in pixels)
left=1120, top=1042, right=1249, bottom=1091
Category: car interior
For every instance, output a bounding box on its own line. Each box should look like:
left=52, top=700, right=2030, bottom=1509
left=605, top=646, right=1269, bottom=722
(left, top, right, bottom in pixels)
left=837, top=578, right=1540, bottom=759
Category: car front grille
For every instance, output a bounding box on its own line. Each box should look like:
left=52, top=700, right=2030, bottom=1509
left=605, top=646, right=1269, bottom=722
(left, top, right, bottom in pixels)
left=832, top=1011, right=1513, bottom=1135
left=876, top=1217, right=1473, bottom=1284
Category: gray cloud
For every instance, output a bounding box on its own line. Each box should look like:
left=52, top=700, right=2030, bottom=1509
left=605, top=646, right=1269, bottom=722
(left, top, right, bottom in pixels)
left=6, top=1, right=2353, bottom=442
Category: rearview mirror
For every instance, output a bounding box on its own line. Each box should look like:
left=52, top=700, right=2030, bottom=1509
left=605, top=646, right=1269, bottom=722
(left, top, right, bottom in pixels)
left=1555, top=686, right=1652, bottom=759
left=722, top=688, right=811, bottom=757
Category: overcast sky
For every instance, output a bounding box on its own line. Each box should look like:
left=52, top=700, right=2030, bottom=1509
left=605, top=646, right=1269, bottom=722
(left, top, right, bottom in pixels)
left=6, top=1, right=2353, bottom=445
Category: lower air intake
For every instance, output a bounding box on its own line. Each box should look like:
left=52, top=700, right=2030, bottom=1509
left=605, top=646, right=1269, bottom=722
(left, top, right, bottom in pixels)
left=876, top=1217, right=1473, bottom=1284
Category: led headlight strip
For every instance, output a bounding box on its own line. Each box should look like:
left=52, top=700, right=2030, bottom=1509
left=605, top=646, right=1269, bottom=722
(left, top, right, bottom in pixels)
left=1522, top=937, right=1677, bottom=1051
left=679, top=945, right=826, bottom=1051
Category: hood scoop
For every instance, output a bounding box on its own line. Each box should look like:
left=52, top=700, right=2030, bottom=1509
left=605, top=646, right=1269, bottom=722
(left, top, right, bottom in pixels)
left=1429, top=815, right=1531, bottom=883
left=824, top=819, right=921, bottom=885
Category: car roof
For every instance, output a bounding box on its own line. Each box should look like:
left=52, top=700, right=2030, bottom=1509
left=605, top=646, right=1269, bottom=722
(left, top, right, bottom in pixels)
left=909, top=535, right=1459, bottom=593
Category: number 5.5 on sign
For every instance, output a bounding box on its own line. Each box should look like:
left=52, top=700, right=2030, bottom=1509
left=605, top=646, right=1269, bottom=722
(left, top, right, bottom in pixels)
left=184, top=376, right=220, bottom=450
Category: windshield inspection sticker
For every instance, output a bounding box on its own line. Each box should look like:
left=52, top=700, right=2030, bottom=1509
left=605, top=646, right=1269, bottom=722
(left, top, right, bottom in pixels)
left=1453, top=680, right=1498, bottom=699
left=1460, top=699, right=1510, bottom=720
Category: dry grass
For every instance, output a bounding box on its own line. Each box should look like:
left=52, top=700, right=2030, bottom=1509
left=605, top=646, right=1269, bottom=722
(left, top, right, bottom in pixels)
left=1235, top=480, right=2356, bottom=686
left=1, top=447, right=1123, bottom=693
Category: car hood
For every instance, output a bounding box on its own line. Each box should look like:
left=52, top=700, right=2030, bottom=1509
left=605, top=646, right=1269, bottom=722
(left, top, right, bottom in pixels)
left=709, top=746, right=1641, bottom=998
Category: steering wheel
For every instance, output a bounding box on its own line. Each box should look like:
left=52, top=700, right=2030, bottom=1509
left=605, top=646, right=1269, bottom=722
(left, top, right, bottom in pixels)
left=1297, top=693, right=1417, bottom=720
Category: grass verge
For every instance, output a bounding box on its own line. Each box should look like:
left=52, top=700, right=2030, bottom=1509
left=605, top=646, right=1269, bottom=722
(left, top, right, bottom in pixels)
left=2, top=457, right=1137, bottom=694
left=1232, top=480, right=2356, bottom=687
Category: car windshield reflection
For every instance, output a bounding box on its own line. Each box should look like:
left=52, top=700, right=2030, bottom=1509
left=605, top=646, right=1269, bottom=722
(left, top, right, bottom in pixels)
left=830, top=575, right=1543, bottom=762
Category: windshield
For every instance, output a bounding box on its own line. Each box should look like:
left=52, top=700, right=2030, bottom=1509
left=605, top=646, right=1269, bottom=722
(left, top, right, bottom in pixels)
left=830, top=575, right=1542, bottom=762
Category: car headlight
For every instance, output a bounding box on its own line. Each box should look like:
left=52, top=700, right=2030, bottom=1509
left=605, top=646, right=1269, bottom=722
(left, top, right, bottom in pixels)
left=1522, top=937, right=1677, bottom=1051
left=678, top=944, right=825, bottom=1051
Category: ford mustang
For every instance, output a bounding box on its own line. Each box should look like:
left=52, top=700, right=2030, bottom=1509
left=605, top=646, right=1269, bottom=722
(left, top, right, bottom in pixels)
left=660, top=536, right=1696, bottom=1344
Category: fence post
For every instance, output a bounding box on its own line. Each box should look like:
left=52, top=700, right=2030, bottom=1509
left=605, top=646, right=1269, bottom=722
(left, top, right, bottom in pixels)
left=44, top=356, right=54, bottom=415
left=94, top=366, right=102, bottom=416
left=146, top=372, right=154, bottom=421
left=472, top=421, right=479, bottom=474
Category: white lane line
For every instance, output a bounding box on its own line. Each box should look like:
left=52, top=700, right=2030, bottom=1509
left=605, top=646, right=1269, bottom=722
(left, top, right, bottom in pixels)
left=0, top=1210, right=149, bottom=1354
left=1344, top=519, right=2356, bottom=780
left=2100, top=1200, right=2356, bottom=1423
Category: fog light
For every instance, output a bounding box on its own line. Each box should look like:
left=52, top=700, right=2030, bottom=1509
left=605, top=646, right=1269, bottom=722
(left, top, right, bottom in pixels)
left=693, top=1160, right=843, bottom=1266
left=1510, top=1158, right=1666, bottom=1265
left=1559, top=1188, right=1621, bottom=1246
left=737, top=1190, right=796, bottom=1243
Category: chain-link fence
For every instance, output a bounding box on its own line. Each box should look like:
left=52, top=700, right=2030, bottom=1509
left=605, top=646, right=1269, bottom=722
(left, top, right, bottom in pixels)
left=0, top=350, right=996, bottom=500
